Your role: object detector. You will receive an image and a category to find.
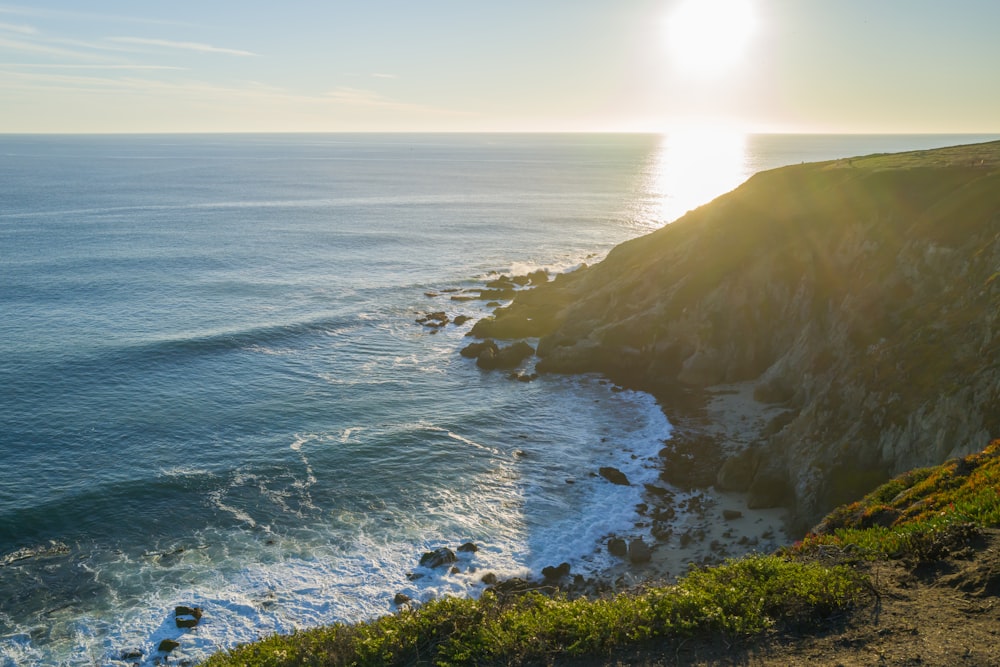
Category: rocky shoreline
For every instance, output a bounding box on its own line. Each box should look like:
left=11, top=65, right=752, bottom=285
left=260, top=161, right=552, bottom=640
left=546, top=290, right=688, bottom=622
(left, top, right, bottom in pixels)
left=415, top=270, right=792, bottom=602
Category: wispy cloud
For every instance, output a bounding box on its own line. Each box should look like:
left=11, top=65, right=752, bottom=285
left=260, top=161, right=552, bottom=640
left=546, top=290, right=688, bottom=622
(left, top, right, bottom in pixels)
left=0, top=35, right=107, bottom=60
left=0, top=20, right=34, bottom=34
left=0, top=3, right=185, bottom=26
left=108, top=37, right=256, bottom=57
left=371, top=72, right=397, bottom=79
left=0, top=63, right=185, bottom=70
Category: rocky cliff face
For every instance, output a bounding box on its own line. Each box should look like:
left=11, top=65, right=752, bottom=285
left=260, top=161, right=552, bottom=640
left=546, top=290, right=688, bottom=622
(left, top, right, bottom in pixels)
left=472, top=141, right=1000, bottom=532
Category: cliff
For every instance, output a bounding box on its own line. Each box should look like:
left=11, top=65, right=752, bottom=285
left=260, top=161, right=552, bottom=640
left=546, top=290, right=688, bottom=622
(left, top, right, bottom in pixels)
left=472, top=140, right=1000, bottom=532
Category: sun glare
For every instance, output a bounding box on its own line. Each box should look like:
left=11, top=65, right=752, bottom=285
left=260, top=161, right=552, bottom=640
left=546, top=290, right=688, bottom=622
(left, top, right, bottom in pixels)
left=637, top=127, right=749, bottom=227
left=665, top=0, right=757, bottom=79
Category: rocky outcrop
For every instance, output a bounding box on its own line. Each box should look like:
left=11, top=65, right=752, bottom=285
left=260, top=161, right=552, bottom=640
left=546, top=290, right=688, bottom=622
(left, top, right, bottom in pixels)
left=469, top=141, right=1000, bottom=532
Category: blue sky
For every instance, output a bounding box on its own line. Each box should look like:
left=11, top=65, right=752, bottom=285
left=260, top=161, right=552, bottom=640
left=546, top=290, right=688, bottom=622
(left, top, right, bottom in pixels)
left=1, top=0, right=999, bottom=133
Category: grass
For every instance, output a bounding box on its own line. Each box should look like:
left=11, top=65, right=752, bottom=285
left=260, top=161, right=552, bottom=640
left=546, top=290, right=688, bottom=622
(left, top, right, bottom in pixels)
left=200, top=556, right=862, bottom=667
left=793, top=439, right=1000, bottom=559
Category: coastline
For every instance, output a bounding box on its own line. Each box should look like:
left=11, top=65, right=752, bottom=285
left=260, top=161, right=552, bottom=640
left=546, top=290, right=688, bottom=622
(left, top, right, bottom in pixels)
left=597, top=381, right=792, bottom=590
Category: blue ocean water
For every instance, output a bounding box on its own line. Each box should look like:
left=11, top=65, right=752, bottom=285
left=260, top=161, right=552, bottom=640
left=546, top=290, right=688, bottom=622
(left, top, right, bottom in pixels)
left=1, top=133, right=995, bottom=665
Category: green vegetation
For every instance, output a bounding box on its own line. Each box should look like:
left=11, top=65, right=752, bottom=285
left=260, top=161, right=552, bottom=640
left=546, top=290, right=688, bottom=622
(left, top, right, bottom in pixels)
left=795, top=439, right=1000, bottom=558
left=201, top=556, right=861, bottom=667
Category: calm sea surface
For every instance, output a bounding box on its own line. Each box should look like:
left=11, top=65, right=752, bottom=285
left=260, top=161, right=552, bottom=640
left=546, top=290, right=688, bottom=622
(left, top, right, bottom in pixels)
left=1, top=133, right=995, bottom=665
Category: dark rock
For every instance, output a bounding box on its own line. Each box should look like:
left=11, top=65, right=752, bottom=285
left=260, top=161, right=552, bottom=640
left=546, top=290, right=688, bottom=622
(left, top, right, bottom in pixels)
left=120, top=649, right=143, bottom=660
left=722, top=509, right=744, bottom=521
left=393, top=593, right=411, bottom=606
left=477, top=341, right=535, bottom=370
left=747, top=470, right=794, bottom=509
left=416, top=311, right=449, bottom=327
left=608, top=537, right=628, bottom=558
left=419, top=547, right=458, bottom=569
left=450, top=566, right=460, bottom=574
left=717, top=448, right=757, bottom=492
left=628, top=538, right=652, bottom=564
left=527, top=269, right=549, bottom=285
left=452, top=315, right=472, bottom=326
left=658, top=433, right=722, bottom=489
left=457, top=542, right=479, bottom=553
left=598, top=466, right=630, bottom=486
left=174, top=606, right=202, bottom=620
left=460, top=340, right=498, bottom=359
left=485, top=275, right=515, bottom=289
left=541, top=562, right=571, bottom=581
left=424, top=292, right=439, bottom=298
left=157, top=639, right=180, bottom=653
left=480, top=572, right=498, bottom=585
left=174, top=606, right=202, bottom=629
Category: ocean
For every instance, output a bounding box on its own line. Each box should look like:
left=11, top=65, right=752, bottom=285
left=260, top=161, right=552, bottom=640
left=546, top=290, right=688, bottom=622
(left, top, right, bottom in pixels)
left=1, top=132, right=995, bottom=666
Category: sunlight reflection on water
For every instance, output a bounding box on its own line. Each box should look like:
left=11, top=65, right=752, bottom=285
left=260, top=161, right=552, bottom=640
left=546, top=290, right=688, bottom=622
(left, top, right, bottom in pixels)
left=645, top=129, right=751, bottom=226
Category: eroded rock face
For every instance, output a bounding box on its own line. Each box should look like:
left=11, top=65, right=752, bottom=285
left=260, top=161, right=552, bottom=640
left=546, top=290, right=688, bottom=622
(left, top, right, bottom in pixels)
left=469, top=142, right=1000, bottom=531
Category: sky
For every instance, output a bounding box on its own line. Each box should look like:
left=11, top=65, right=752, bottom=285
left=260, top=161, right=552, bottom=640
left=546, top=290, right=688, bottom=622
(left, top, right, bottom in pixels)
left=1, top=0, right=999, bottom=134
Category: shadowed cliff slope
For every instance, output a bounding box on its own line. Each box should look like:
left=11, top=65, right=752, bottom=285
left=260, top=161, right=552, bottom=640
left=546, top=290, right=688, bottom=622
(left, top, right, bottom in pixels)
left=473, top=140, right=1000, bottom=531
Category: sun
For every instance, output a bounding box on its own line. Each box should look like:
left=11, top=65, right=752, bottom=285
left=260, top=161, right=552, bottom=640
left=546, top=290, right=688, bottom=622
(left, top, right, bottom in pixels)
left=664, top=0, right=757, bottom=79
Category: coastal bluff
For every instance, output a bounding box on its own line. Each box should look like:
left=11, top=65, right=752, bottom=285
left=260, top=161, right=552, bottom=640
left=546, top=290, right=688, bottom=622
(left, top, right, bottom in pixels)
left=472, top=140, right=1000, bottom=532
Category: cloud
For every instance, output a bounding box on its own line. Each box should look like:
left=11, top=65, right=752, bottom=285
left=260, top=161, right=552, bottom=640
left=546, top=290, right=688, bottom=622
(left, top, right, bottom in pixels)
left=0, top=3, right=184, bottom=26
left=0, top=35, right=107, bottom=60
left=108, top=36, right=256, bottom=57
left=0, top=20, right=35, bottom=34
left=371, top=72, right=397, bottom=79
left=0, top=63, right=185, bottom=70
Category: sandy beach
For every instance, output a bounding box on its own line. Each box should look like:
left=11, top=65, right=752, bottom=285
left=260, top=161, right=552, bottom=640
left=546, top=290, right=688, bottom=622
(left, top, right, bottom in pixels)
left=602, top=381, right=793, bottom=588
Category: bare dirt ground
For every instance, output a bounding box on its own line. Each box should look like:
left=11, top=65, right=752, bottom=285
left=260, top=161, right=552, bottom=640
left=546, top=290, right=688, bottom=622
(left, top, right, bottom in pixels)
left=574, top=529, right=1000, bottom=667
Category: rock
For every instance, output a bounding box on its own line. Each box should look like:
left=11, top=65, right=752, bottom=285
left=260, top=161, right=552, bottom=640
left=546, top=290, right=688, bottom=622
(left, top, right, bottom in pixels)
left=120, top=649, right=143, bottom=660
left=485, top=275, right=515, bottom=289
left=393, top=593, right=411, bottom=606
left=722, top=509, right=743, bottom=521
left=174, top=606, right=202, bottom=629
left=477, top=341, right=535, bottom=370
left=747, top=470, right=794, bottom=509
left=598, top=466, right=630, bottom=486
left=541, top=562, right=571, bottom=581
left=457, top=542, right=479, bottom=553
left=716, top=448, right=757, bottom=492
left=628, top=538, right=652, bottom=564
left=452, top=315, right=471, bottom=326
left=419, top=547, right=458, bottom=569
left=480, top=572, right=498, bottom=585
left=607, top=537, right=628, bottom=558
left=174, top=606, right=202, bottom=620
left=416, top=311, right=449, bottom=327
left=157, top=639, right=180, bottom=653
left=527, top=269, right=549, bottom=285
left=460, top=340, right=498, bottom=359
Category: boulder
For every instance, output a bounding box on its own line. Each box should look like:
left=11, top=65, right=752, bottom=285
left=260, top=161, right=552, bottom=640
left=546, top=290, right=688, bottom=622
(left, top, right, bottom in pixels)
left=457, top=542, right=479, bottom=553
left=598, top=466, right=630, bottom=486
left=628, top=538, right=652, bottom=564
left=452, top=315, right=472, bottom=326
left=480, top=572, right=499, bottom=585
left=541, top=562, right=571, bottom=581
left=419, top=547, right=458, bottom=569
left=477, top=341, right=535, bottom=370
left=157, top=639, right=180, bottom=653
left=174, top=605, right=202, bottom=629
left=607, top=537, right=628, bottom=558
left=747, top=470, right=794, bottom=509
left=393, top=593, right=411, bottom=606
left=460, top=340, right=498, bottom=359
left=722, top=509, right=743, bottom=521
